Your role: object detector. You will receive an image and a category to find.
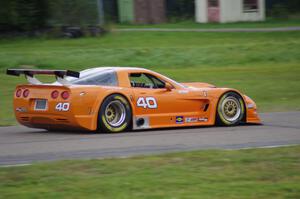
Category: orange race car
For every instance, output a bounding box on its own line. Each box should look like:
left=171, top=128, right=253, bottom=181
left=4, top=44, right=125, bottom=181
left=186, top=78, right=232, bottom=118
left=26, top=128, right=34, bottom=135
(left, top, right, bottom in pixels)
left=7, top=67, right=260, bottom=133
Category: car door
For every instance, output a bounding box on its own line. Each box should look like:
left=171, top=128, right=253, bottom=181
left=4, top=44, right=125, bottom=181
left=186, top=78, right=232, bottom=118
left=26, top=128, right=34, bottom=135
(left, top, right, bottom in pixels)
left=129, top=72, right=193, bottom=128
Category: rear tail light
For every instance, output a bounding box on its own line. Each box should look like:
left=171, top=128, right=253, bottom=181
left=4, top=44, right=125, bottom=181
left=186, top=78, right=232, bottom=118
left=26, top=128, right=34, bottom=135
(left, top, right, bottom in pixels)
left=51, top=90, right=59, bottom=99
left=61, top=91, right=70, bottom=100
left=16, top=89, right=22, bottom=97
left=23, top=89, right=30, bottom=98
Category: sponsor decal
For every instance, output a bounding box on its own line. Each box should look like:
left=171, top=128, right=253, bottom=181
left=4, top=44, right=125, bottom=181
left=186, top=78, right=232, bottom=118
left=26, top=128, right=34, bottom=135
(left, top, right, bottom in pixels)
left=79, top=92, right=86, bottom=96
left=199, top=117, right=208, bottom=122
left=176, top=116, right=184, bottom=124
left=184, top=117, right=208, bottom=123
left=247, top=104, right=255, bottom=109
left=16, top=107, right=27, bottom=112
left=178, top=90, right=189, bottom=94
left=185, top=117, right=198, bottom=123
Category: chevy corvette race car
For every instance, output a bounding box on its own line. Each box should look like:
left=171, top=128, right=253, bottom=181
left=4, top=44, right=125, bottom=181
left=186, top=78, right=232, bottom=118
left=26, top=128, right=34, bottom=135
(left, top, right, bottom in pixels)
left=7, top=67, right=260, bottom=133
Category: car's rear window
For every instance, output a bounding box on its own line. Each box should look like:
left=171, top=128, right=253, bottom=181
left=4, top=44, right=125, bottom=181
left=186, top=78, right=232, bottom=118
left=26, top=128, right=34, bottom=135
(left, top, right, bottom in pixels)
left=70, top=69, right=118, bottom=86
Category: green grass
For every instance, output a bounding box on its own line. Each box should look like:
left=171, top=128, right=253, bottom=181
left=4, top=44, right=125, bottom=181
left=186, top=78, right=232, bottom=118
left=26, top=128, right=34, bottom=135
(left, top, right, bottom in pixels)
left=1, top=31, right=300, bottom=125
left=0, top=146, right=300, bottom=198
left=114, top=18, right=300, bottom=29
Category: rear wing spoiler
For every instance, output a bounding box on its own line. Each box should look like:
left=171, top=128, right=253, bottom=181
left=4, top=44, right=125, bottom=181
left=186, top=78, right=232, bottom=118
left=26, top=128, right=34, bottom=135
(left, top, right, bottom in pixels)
left=6, top=69, right=80, bottom=85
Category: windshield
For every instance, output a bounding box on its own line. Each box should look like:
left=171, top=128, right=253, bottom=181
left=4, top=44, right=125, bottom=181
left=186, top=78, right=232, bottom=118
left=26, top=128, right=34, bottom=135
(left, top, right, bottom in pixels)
left=150, top=71, right=185, bottom=89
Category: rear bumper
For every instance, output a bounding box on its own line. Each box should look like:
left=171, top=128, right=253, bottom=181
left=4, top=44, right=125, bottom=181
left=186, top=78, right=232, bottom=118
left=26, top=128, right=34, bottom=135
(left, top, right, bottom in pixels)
left=12, top=84, right=102, bottom=131
left=16, top=113, right=96, bottom=131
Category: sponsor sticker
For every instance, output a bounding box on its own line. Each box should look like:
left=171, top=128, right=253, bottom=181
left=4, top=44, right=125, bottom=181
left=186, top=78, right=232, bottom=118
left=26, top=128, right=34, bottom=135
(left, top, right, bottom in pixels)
left=16, top=107, right=27, bottom=113
left=185, top=117, right=198, bottom=123
left=199, top=117, right=208, bottom=122
left=247, top=104, right=255, bottom=109
left=185, top=117, right=208, bottom=123
left=178, top=90, right=189, bottom=94
left=176, top=116, right=184, bottom=124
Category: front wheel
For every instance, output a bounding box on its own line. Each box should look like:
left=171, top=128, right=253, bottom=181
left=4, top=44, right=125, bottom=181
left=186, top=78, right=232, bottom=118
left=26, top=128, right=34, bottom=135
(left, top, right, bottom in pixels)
left=216, top=92, right=245, bottom=126
left=98, top=94, right=132, bottom=133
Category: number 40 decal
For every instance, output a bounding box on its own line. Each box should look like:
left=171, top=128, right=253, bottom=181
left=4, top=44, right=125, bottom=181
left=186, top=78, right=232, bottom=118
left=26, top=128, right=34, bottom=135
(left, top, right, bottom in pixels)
left=137, top=97, right=157, bottom=109
left=55, top=103, right=70, bottom=111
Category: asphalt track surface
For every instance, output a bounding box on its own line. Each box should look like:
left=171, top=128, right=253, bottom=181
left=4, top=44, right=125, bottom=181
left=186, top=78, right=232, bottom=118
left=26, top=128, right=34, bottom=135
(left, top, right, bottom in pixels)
left=0, top=112, right=299, bottom=166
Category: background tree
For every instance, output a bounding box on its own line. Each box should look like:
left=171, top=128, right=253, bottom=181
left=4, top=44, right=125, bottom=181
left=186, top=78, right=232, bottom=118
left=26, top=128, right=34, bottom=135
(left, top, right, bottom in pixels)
left=0, top=0, right=49, bottom=31
left=49, top=0, right=98, bottom=26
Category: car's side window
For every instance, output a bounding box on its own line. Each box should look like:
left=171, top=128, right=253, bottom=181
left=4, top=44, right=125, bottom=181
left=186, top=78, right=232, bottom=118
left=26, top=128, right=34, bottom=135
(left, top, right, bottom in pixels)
left=129, top=73, right=154, bottom=88
left=129, top=73, right=165, bottom=89
left=147, top=74, right=166, bottom=89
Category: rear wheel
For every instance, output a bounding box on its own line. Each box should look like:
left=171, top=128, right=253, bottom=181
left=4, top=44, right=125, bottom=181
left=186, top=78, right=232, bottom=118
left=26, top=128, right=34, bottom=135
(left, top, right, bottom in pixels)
left=216, top=92, right=245, bottom=126
left=98, top=94, right=132, bottom=133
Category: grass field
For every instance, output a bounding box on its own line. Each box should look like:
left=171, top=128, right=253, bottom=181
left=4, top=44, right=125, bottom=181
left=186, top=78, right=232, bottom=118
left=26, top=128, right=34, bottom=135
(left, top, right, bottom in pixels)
left=115, top=18, right=300, bottom=29
left=1, top=31, right=300, bottom=125
left=0, top=145, right=299, bottom=198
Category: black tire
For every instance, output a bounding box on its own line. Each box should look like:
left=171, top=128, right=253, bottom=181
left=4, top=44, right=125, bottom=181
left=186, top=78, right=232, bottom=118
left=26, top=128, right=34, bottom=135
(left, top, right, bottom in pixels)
left=216, top=92, right=245, bottom=126
left=98, top=94, right=132, bottom=133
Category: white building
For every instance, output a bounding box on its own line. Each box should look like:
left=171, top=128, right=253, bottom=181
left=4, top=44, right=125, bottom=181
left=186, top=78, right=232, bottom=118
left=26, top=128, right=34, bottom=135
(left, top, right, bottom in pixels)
left=195, top=0, right=265, bottom=23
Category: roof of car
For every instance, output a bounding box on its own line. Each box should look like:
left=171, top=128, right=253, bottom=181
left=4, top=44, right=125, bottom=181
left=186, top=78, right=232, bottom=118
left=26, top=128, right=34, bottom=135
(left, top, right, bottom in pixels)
left=83, top=67, right=151, bottom=73
left=77, top=66, right=185, bottom=89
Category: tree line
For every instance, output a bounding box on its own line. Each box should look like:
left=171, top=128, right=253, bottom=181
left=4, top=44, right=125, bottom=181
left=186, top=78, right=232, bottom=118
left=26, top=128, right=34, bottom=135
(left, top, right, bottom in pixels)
left=0, top=0, right=49, bottom=31
left=0, top=0, right=98, bottom=32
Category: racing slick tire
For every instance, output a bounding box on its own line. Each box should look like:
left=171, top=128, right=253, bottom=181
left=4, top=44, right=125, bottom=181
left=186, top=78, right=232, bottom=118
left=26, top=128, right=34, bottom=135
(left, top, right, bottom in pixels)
left=216, top=92, right=245, bottom=126
left=98, top=94, right=132, bottom=133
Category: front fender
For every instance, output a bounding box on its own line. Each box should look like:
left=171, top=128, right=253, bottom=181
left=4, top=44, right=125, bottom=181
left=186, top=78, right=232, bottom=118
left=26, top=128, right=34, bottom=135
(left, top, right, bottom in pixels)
left=243, top=95, right=261, bottom=124
left=206, top=88, right=261, bottom=124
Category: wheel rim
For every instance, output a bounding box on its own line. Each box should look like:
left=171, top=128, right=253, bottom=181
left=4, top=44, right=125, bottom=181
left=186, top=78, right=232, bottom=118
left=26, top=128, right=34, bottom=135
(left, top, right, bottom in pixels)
left=220, top=96, right=241, bottom=122
left=105, top=100, right=126, bottom=127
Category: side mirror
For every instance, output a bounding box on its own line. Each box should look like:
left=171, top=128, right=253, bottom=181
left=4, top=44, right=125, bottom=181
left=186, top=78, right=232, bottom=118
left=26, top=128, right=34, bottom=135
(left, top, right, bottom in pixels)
left=165, top=82, right=173, bottom=91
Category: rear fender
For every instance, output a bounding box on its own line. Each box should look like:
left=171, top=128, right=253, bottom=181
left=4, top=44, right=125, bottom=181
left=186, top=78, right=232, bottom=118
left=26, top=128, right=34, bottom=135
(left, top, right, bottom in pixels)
left=91, top=88, right=134, bottom=130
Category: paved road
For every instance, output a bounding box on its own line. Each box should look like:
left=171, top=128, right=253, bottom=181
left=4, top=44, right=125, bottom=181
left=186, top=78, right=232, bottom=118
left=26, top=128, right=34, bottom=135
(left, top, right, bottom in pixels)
left=0, top=112, right=299, bottom=166
left=114, top=27, right=300, bottom=32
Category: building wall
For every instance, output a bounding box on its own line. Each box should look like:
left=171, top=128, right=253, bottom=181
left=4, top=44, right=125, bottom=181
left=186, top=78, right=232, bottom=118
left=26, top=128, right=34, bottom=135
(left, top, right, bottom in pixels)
left=134, top=0, right=166, bottom=24
left=195, top=0, right=265, bottom=23
left=134, top=0, right=150, bottom=24
left=118, top=0, right=166, bottom=24
left=195, top=0, right=208, bottom=23
left=220, top=0, right=265, bottom=23
left=118, top=0, right=135, bottom=23
left=147, top=0, right=167, bottom=24
left=219, top=0, right=240, bottom=23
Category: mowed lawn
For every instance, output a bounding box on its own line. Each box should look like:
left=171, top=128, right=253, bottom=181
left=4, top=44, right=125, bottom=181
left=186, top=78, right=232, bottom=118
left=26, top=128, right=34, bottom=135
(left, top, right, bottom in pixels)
left=1, top=31, right=300, bottom=125
left=0, top=146, right=300, bottom=198
left=115, top=18, right=300, bottom=29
